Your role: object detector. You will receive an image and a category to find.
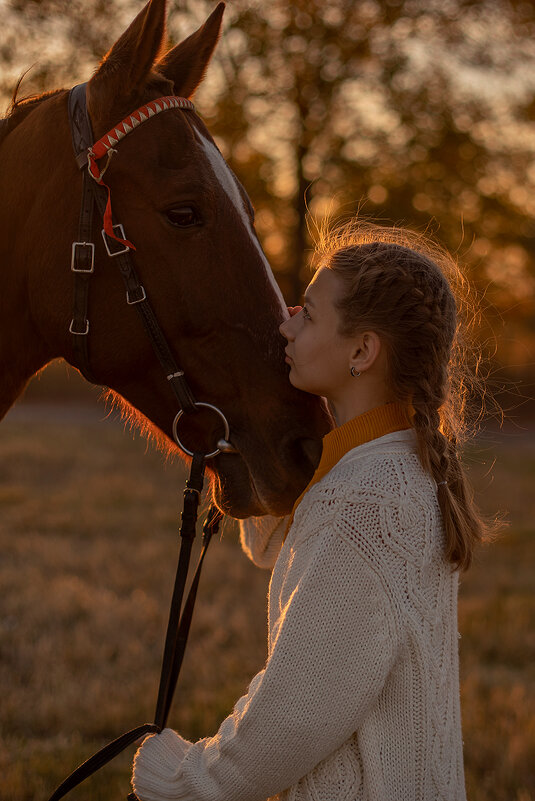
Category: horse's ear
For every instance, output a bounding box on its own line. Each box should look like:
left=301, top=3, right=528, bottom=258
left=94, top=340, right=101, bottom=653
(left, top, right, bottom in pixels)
left=88, top=0, right=167, bottom=113
left=157, top=3, right=225, bottom=98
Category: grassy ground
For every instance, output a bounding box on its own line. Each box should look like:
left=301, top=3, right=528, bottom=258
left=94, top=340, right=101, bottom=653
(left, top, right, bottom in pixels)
left=0, top=392, right=534, bottom=800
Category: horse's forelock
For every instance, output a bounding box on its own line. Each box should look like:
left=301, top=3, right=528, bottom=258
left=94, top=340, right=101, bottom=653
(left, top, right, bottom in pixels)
left=145, top=70, right=175, bottom=98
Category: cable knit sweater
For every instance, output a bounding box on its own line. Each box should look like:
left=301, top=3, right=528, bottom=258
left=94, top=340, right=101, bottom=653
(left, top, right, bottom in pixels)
left=132, top=415, right=466, bottom=801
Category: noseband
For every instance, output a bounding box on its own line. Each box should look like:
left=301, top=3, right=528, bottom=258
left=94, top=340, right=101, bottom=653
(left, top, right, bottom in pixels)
left=46, top=84, right=233, bottom=801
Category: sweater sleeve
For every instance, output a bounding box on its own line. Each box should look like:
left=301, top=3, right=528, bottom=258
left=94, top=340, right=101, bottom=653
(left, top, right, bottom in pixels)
left=132, top=523, right=403, bottom=801
left=238, top=514, right=287, bottom=569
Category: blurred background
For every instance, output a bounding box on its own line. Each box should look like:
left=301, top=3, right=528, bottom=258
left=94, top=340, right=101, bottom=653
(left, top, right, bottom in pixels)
left=2, top=0, right=535, bottom=385
left=0, top=1, right=534, bottom=799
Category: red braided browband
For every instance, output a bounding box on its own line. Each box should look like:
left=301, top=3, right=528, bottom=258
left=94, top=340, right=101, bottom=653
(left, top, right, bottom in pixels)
left=87, top=95, right=195, bottom=250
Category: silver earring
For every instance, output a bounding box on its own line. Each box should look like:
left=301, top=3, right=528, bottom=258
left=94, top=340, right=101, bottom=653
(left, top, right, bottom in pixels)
left=350, top=367, right=361, bottom=377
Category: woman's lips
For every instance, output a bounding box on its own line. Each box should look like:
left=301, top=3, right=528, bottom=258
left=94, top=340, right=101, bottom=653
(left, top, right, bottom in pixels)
left=285, top=353, right=293, bottom=364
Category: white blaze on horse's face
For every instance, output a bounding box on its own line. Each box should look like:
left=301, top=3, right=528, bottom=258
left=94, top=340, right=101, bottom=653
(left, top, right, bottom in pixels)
left=194, top=129, right=289, bottom=320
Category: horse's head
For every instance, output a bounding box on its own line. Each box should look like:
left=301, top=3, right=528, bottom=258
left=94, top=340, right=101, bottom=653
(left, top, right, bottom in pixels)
left=11, top=0, right=331, bottom=517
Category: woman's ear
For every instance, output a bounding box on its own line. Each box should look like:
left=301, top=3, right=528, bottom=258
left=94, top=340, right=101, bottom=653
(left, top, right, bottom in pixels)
left=349, top=332, right=382, bottom=373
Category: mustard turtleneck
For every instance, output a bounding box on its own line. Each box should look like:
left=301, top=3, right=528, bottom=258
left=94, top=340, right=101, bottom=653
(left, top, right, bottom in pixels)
left=286, top=402, right=412, bottom=533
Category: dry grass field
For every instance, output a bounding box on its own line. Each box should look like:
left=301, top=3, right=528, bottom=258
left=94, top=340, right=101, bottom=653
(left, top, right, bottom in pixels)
left=0, top=386, right=534, bottom=799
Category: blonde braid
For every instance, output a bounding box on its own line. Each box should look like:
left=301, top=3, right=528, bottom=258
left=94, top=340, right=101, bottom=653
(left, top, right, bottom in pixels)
left=320, top=223, right=495, bottom=571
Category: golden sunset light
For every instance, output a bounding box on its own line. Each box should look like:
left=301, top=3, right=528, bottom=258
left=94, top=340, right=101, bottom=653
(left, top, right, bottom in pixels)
left=0, top=2, right=534, bottom=800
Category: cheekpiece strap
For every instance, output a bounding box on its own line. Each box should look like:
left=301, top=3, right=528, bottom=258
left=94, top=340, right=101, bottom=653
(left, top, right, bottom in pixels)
left=68, top=83, right=94, bottom=168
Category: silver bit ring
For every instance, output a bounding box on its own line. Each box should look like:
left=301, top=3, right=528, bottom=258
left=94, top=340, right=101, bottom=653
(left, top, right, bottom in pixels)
left=172, top=402, right=232, bottom=459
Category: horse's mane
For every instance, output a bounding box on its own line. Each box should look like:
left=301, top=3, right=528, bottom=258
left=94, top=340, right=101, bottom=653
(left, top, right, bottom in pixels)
left=0, top=84, right=65, bottom=147
left=0, top=69, right=173, bottom=148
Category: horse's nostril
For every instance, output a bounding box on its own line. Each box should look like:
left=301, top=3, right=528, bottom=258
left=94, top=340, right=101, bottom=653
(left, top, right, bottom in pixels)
left=297, top=437, right=322, bottom=472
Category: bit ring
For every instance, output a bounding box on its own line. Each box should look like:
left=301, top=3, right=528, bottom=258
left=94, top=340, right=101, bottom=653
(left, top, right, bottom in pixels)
left=172, top=402, right=231, bottom=459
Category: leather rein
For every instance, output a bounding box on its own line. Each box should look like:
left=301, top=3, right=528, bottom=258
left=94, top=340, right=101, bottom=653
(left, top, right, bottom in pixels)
left=46, top=83, right=231, bottom=800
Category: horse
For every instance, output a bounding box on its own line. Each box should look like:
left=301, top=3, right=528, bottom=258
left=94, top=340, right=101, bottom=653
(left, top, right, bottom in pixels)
left=0, top=0, right=330, bottom=519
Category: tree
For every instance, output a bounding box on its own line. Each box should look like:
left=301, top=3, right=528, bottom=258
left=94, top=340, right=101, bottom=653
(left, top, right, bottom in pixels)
left=2, top=0, right=534, bottom=376
left=197, top=0, right=535, bottom=378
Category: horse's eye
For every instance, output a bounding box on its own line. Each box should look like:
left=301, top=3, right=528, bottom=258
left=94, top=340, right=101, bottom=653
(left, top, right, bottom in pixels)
left=166, top=206, right=200, bottom=228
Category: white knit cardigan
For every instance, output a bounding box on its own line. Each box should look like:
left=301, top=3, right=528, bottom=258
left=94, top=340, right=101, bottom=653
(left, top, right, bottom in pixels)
left=132, top=429, right=467, bottom=801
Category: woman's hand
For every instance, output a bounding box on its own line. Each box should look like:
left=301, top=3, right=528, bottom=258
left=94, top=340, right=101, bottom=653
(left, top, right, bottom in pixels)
left=132, top=729, right=192, bottom=801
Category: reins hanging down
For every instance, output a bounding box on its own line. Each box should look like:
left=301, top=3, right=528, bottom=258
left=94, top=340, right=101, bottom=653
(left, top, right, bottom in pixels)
left=47, top=454, right=223, bottom=801
left=47, top=82, right=233, bottom=800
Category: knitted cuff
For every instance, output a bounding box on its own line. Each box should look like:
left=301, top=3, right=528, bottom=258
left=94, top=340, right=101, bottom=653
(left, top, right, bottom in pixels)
left=132, top=727, right=192, bottom=801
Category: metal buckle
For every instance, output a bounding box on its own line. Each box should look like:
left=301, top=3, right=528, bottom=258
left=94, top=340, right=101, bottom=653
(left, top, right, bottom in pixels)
left=101, top=225, right=130, bottom=257
left=71, top=241, right=95, bottom=273
left=126, top=286, right=147, bottom=305
left=172, top=402, right=232, bottom=459
left=69, top=318, right=89, bottom=335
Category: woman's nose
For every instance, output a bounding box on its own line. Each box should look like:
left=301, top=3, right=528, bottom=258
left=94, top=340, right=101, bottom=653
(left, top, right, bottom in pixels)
left=280, top=306, right=302, bottom=339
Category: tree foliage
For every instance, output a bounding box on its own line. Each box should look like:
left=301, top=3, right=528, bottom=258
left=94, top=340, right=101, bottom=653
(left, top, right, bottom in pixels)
left=2, top=0, right=534, bottom=376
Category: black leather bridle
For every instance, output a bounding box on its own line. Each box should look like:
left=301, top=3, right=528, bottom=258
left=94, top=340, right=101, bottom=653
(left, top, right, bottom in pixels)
left=45, top=83, right=233, bottom=801
left=68, top=81, right=198, bottom=413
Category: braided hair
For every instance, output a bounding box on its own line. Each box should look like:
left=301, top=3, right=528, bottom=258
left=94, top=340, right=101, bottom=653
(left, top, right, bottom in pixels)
left=317, top=221, right=493, bottom=571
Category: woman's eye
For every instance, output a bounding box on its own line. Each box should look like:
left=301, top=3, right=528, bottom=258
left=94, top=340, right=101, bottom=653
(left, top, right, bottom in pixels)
left=302, top=306, right=311, bottom=320
left=166, top=206, right=201, bottom=228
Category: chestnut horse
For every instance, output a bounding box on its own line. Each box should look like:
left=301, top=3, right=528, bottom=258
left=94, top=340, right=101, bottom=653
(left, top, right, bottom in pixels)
left=0, top=0, right=329, bottom=518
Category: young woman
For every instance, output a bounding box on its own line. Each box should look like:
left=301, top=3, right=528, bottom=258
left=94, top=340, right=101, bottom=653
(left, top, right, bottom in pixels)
left=132, top=222, right=491, bottom=801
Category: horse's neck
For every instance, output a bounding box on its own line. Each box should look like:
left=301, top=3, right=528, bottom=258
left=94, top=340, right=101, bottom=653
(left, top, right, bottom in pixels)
left=0, top=268, right=52, bottom=419
left=0, top=101, right=67, bottom=419
left=0, top=194, right=53, bottom=417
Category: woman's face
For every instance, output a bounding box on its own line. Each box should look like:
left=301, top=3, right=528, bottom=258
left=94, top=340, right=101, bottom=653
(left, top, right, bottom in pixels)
left=279, top=267, right=356, bottom=399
